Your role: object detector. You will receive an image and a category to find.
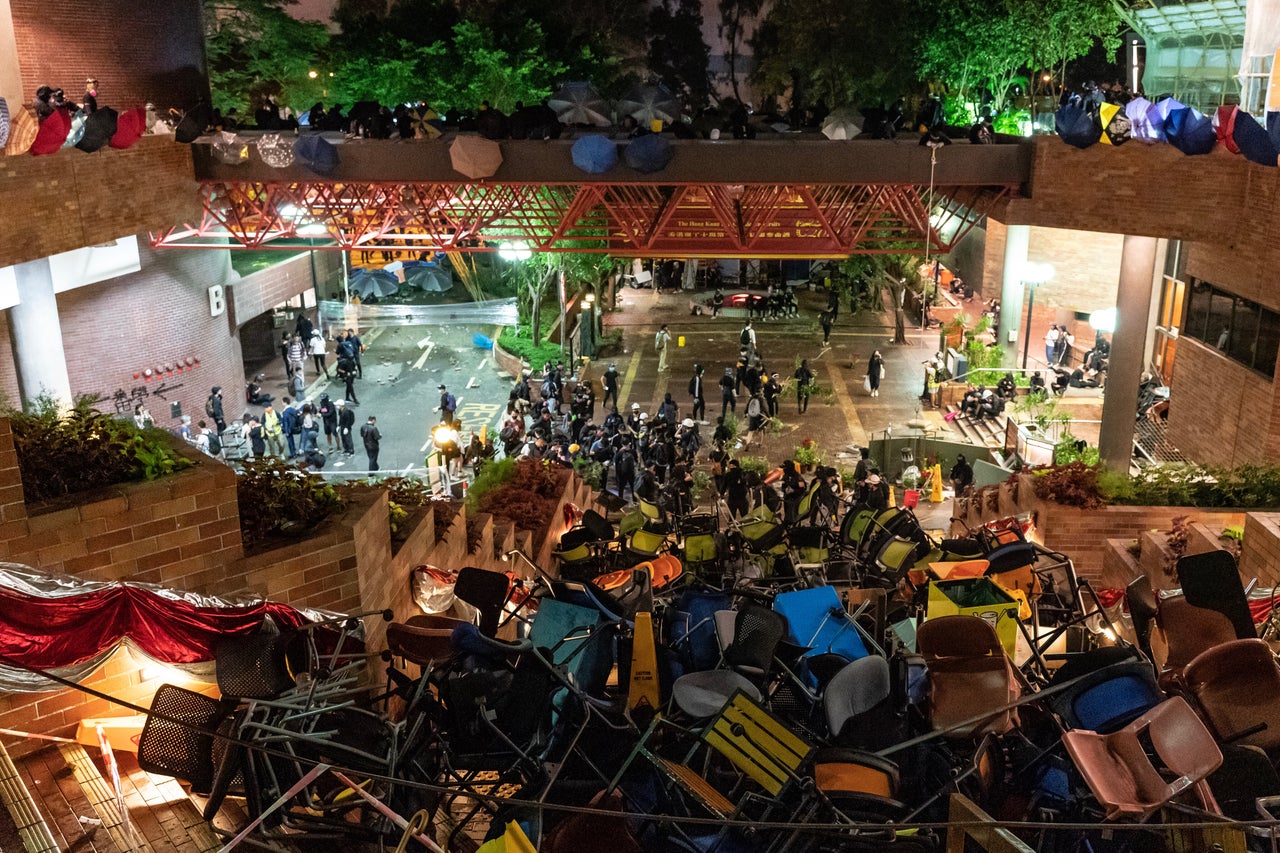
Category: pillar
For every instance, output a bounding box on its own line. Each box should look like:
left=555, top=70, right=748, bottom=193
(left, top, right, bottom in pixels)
left=7, top=258, right=72, bottom=407
left=998, top=224, right=1030, bottom=363
left=1099, top=235, right=1159, bottom=471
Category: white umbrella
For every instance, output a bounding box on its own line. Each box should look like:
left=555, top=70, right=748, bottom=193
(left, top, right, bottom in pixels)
left=548, top=82, right=611, bottom=127
left=617, top=83, right=682, bottom=125
left=821, top=107, right=864, bottom=140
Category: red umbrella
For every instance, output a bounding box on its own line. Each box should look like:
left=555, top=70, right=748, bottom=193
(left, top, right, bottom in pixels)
left=449, top=135, right=503, bottom=179
left=110, top=107, right=146, bottom=149
left=30, top=107, right=71, bottom=155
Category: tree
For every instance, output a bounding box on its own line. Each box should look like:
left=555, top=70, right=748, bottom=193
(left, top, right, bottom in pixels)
left=648, top=0, right=712, bottom=107
left=843, top=254, right=921, bottom=345
left=719, top=0, right=763, bottom=102
left=1015, top=0, right=1121, bottom=103
left=203, top=0, right=329, bottom=114
left=508, top=251, right=612, bottom=347
left=751, top=0, right=917, bottom=111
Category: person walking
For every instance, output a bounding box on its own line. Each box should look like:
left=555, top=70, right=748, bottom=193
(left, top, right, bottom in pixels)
left=764, top=372, right=780, bottom=417
left=337, top=356, right=359, bottom=404
left=739, top=320, right=756, bottom=355
left=654, top=324, right=671, bottom=372
left=287, top=334, right=306, bottom=383
left=345, top=328, right=364, bottom=378
left=310, top=329, right=330, bottom=379
left=819, top=310, right=834, bottom=346
left=280, top=332, right=293, bottom=379
left=866, top=350, right=884, bottom=397
left=337, top=400, right=355, bottom=456
left=280, top=397, right=300, bottom=457
left=719, top=367, right=736, bottom=418
left=436, top=384, right=457, bottom=421
left=950, top=453, right=974, bottom=493
left=262, top=404, right=285, bottom=457
left=601, top=363, right=619, bottom=410
left=318, top=393, right=338, bottom=452
left=361, top=415, right=381, bottom=471
left=688, top=364, right=707, bottom=424
left=205, top=386, right=226, bottom=434
left=795, top=358, right=814, bottom=414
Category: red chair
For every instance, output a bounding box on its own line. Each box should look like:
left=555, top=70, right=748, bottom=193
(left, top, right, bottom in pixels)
left=1152, top=591, right=1236, bottom=689
left=1184, top=638, right=1280, bottom=757
left=917, top=615, right=1021, bottom=738
left=1063, top=696, right=1221, bottom=821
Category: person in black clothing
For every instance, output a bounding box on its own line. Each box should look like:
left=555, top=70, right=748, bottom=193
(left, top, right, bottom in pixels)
left=711, top=289, right=724, bottom=317
left=723, top=459, right=749, bottom=518
left=795, top=359, right=814, bottom=414
left=602, top=363, right=619, bottom=410
left=950, top=454, right=974, bottom=493
left=719, top=368, right=737, bottom=417
left=826, top=287, right=840, bottom=322
left=1029, top=371, right=1047, bottom=395
left=820, top=310, right=834, bottom=346
left=781, top=460, right=806, bottom=525
left=205, top=387, right=226, bottom=434
left=996, top=372, right=1017, bottom=401
left=712, top=416, right=732, bottom=451
left=295, top=312, right=314, bottom=344
left=688, top=364, right=706, bottom=424
left=861, top=468, right=889, bottom=510
left=360, top=416, right=381, bottom=470
left=764, top=373, right=780, bottom=418
left=337, top=400, right=356, bottom=456
left=337, top=357, right=359, bottom=404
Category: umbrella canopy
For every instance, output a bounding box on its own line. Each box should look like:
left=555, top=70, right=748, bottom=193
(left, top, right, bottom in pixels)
left=1216, top=105, right=1240, bottom=153
left=295, top=134, right=339, bottom=175
left=1099, top=102, right=1130, bottom=146
left=76, top=106, right=117, bottom=152
left=5, top=103, right=38, bottom=155
left=1146, top=97, right=1186, bottom=142
left=0, top=98, right=9, bottom=149
left=821, top=107, right=864, bottom=140
left=109, top=107, right=145, bottom=149
left=212, top=131, right=250, bottom=165
left=1054, top=104, right=1100, bottom=149
left=1166, top=107, right=1216, bottom=155
left=571, top=134, right=618, bottom=174
left=63, top=110, right=87, bottom=148
left=405, top=266, right=454, bottom=292
left=30, top=107, right=72, bottom=155
left=450, top=135, right=503, bottom=179
left=348, top=268, right=400, bottom=299
left=1125, top=97, right=1156, bottom=140
left=624, top=133, right=673, bottom=173
left=548, top=82, right=611, bottom=127
left=1232, top=110, right=1279, bottom=167
left=257, top=133, right=295, bottom=168
left=617, top=83, right=681, bottom=125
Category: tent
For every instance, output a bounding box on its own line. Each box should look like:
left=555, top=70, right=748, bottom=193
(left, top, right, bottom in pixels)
left=449, top=135, right=503, bottom=179
left=624, top=133, right=673, bottom=173
left=571, top=134, right=618, bottom=174
left=256, top=133, right=295, bottom=168
left=75, top=107, right=117, bottom=153
left=109, top=107, right=145, bottom=150
left=295, top=133, right=339, bottom=175
left=821, top=107, right=864, bottom=140
left=348, top=268, right=400, bottom=299
left=617, top=83, right=681, bottom=126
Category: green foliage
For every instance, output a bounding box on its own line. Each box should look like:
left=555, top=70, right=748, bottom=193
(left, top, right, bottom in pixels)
left=993, top=109, right=1031, bottom=135
left=1012, top=391, right=1070, bottom=432
left=466, top=455, right=517, bottom=512
left=388, top=500, right=409, bottom=536
left=236, top=457, right=344, bottom=549
left=963, top=338, right=1007, bottom=386
left=691, top=469, right=713, bottom=502
left=1030, top=461, right=1103, bottom=509
left=1222, top=524, right=1245, bottom=542
left=7, top=395, right=193, bottom=504
left=719, top=412, right=741, bottom=447
left=1053, top=433, right=1099, bottom=467
left=738, top=455, right=771, bottom=477
left=573, top=457, right=604, bottom=490
left=497, top=328, right=563, bottom=369
left=648, top=0, right=711, bottom=106
left=203, top=0, right=329, bottom=115
left=793, top=439, right=823, bottom=467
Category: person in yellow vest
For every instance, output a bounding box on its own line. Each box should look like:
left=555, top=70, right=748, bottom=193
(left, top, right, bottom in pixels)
left=261, top=405, right=285, bottom=457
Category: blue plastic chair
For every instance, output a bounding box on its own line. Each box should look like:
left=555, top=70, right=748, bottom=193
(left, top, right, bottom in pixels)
left=773, top=586, right=869, bottom=662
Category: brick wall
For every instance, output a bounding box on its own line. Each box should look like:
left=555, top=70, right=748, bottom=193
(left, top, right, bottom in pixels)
left=231, top=254, right=341, bottom=327
left=1165, top=337, right=1273, bottom=466
left=57, top=240, right=245, bottom=433
left=0, top=137, right=201, bottom=269
left=9, top=0, right=208, bottom=112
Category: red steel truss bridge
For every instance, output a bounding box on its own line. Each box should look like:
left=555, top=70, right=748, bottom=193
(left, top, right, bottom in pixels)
left=153, top=137, right=1031, bottom=259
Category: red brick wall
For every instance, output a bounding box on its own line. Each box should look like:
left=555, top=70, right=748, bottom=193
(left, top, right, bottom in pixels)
left=230, top=253, right=341, bottom=328
left=58, top=241, right=244, bottom=433
left=9, top=0, right=208, bottom=111
left=1165, top=337, right=1273, bottom=467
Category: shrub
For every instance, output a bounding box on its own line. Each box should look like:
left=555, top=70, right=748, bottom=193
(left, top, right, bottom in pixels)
left=472, top=457, right=568, bottom=532
left=573, top=457, right=604, bottom=490
left=1030, top=462, right=1103, bottom=509
left=794, top=439, right=823, bottom=467
left=8, top=394, right=192, bottom=504
left=237, top=457, right=344, bottom=549
left=497, top=328, right=563, bottom=370
left=739, top=456, right=771, bottom=477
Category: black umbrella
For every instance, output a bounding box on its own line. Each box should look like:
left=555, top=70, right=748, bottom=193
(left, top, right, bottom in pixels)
left=406, top=266, right=454, bottom=292
left=1232, top=110, right=1278, bottom=167
left=1055, top=104, right=1100, bottom=149
left=75, top=106, right=117, bottom=152
left=349, top=268, right=400, bottom=299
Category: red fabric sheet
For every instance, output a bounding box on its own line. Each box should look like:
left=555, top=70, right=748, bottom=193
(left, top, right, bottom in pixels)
left=0, top=585, right=309, bottom=669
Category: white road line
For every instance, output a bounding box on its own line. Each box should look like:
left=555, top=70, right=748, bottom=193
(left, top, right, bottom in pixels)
left=417, top=334, right=432, bottom=348
left=420, top=438, right=433, bottom=453
left=411, top=343, right=434, bottom=370
left=477, top=355, right=488, bottom=371
left=466, top=375, right=478, bottom=389
left=402, top=463, right=415, bottom=473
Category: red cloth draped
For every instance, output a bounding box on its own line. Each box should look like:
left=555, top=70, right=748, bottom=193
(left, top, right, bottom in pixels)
left=0, top=584, right=309, bottom=669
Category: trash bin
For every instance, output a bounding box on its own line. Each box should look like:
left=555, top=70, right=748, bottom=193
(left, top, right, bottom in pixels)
left=903, top=489, right=920, bottom=508
left=926, top=577, right=1020, bottom=656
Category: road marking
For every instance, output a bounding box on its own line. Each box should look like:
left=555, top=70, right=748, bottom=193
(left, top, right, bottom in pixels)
left=417, top=334, right=432, bottom=348
left=403, top=463, right=415, bottom=473
left=466, top=375, right=478, bottom=389
left=821, top=348, right=867, bottom=446
left=617, top=349, right=642, bottom=409
left=411, top=343, right=434, bottom=370
left=477, top=355, right=488, bottom=371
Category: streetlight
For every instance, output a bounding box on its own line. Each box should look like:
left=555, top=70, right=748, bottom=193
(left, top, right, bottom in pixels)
left=1019, top=261, right=1055, bottom=369
left=498, top=241, right=532, bottom=262
left=580, top=290, right=597, bottom=358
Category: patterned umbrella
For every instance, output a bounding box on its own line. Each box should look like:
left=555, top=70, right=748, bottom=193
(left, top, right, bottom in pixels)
left=257, top=133, right=295, bottom=167
left=5, top=104, right=38, bottom=155
left=0, top=98, right=9, bottom=149
left=212, top=131, right=250, bottom=165
left=821, top=107, right=864, bottom=140
left=1099, top=102, right=1130, bottom=146
left=548, top=82, right=611, bottom=127
left=617, top=83, right=681, bottom=125
left=449, top=135, right=502, bottom=179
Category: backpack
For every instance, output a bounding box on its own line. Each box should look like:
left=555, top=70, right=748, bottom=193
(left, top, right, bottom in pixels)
left=205, top=396, right=215, bottom=417
left=746, top=395, right=763, bottom=418
left=740, top=328, right=751, bottom=347
left=206, top=431, right=222, bottom=455
left=445, top=392, right=457, bottom=411
left=654, top=331, right=665, bottom=351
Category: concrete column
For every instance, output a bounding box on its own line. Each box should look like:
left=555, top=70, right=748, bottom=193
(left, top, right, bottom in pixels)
left=1099, top=235, right=1159, bottom=471
left=998, top=224, right=1030, bottom=363
left=7, top=258, right=72, bottom=407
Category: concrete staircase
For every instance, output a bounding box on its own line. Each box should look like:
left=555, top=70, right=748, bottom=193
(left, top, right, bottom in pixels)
left=944, top=404, right=1010, bottom=453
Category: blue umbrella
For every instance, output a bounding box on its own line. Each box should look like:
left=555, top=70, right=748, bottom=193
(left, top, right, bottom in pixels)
left=473, top=334, right=494, bottom=350
left=1054, top=105, right=1100, bottom=149
left=1232, top=110, right=1278, bottom=167
left=1165, top=107, right=1216, bottom=155
left=571, top=134, right=618, bottom=173
left=1146, top=97, right=1185, bottom=142
left=348, top=268, right=399, bottom=299
left=624, top=133, right=674, bottom=173
left=295, top=134, right=339, bottom=176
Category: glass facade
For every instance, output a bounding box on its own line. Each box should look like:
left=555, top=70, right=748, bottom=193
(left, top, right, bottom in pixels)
left=1183, top=277, right=1280, bottom=378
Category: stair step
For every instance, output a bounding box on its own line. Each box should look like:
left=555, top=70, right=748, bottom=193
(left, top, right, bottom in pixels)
left=0, top=743, right=58, bottom=853
left=58, top=743, right=155, bottom=853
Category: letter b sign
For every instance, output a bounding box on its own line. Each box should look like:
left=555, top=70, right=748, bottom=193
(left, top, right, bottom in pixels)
left=208, top=284, right=225, bottom=317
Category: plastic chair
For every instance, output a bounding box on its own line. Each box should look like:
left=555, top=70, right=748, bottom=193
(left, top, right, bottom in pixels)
left=1177, top=549, right=1256, bottom=640
left=454, top=567, right=512, bottom=637
left=215, top=626, right=309, bottom=700
left=673, top=669, right=763, bottom=718
left=138, top=684, right=232, bottom=795
left=669, top=589, right=731, bottom=673
left=1184, top=637, right=1280, bottom=755
left=723, top=603, right=786, bottom=680
left=810, top=747, right=907, bottom=822
left=840, top=508, right=877, bottom=552
left=638, top=497, right=664, bottom=523
left=386, top=619, right=459, bottom=669
left=1062, top=696, right=1222, bottom=821
left=823, top=655, right=891, bottom=739
left=917, top=615, right=1020, bottom=738
left=1126, top=576, right=1158, bottom=659
left=626, top=526, right=668, bottom=562
left=1153, top=591, right=1237, bottom=685
left=1046, top=646, right=1163, bottom=734
left=773, top=586, right=869, bottom=662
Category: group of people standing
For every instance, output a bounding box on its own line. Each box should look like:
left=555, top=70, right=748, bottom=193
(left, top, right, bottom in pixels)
left=280, top=314, right=364, bottom=407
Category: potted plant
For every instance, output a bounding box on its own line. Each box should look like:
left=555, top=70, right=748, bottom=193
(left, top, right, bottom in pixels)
left=794, top=438, right=823, bottom=472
